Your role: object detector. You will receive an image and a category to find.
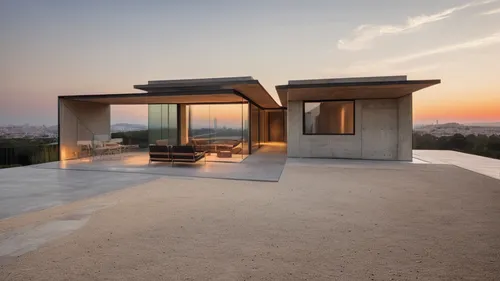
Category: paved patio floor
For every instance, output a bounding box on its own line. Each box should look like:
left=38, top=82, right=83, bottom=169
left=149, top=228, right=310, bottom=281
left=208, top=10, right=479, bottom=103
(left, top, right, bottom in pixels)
left=0, top=143, right=286, bottom=220
left=33, top=142, right=287, bottom=182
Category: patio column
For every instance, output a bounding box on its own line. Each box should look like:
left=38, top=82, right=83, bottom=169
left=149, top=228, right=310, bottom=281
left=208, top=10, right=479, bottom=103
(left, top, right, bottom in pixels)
left=397, top=94, right=413, bottom=161
left=179, top=104, right=189, bottom=145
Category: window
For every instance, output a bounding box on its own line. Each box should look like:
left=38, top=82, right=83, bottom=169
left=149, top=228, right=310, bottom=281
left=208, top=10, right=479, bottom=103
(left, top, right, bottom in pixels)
left=303, top=101, right=355, bottom=135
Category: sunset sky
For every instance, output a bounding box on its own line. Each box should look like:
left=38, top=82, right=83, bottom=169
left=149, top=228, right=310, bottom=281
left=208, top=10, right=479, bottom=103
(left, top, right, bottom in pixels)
left=1, top=0, right=499, bottom=125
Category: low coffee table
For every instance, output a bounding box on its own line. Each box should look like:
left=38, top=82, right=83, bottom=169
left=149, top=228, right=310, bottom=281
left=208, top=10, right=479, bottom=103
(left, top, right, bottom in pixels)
left=217, top=150, right=232, bottom=158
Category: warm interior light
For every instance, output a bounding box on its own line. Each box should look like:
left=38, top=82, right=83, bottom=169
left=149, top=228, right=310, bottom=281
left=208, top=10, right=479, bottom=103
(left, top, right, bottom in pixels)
left=60, top=147, right=67, bottom=160
left=340, top=106, right=345, bottom=134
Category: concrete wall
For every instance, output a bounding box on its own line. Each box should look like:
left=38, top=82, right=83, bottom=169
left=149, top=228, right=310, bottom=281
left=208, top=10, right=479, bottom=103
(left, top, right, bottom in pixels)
left=397, top=95, right=413, bottom=160
left=361, top=99, right=398, bottom=160
left=288, top=100, right=362, bottom=158
left=59, top=99, right=110, bottom=160
left=287, top=96, right=412, bottom=160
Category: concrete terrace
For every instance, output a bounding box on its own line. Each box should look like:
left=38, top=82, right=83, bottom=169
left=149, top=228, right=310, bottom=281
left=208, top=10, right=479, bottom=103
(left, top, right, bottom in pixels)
left=0, top=148, right=499, bottom=221
left=0, top=150, right=499, bottom=280
left=33, top=143, right=287, bottom=182
left=0, top=143, right=287, bottom=220
left=414, top=149, right=500, bottom=180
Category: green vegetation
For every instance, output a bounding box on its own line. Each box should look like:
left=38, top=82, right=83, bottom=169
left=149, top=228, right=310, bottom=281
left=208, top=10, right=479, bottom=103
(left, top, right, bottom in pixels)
left=0, top=140, right=59, bottom=167
left=413, top=133, right=500, bottom=159
left=2, top=132, right=499, bottom=168
left=0, top=137, right=56, bottom=147
left=111, top=130, right=149, bottom=148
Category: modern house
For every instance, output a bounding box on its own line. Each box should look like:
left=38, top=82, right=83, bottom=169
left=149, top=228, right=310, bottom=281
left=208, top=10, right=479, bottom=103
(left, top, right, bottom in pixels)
left=11, top=77, right=500, bottom=281
left=58, top=75, right=440, bottom=162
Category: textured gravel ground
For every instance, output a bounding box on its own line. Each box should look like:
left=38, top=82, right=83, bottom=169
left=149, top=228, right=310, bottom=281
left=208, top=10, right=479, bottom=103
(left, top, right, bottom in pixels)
left=1, top=162, right=499, bottom=280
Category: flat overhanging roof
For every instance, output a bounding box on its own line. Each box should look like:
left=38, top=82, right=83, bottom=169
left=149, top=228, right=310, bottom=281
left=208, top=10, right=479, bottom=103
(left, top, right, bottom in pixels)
left=59, top=89, right=246, bottom=105
left=60, top=76, right=282, bottom=109
left=275, top=76, right=441, bottom=107
left=134, top=76, right=281, bottom=109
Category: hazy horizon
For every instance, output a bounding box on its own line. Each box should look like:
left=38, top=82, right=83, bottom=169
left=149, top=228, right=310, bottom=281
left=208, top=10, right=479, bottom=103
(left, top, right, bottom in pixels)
left=3, top=118, right=500, bottom=128
left=1, top=0, right=499, bottom=126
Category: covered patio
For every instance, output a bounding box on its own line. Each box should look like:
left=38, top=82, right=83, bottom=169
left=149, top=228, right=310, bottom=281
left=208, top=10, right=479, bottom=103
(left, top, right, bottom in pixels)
left=35, top=142, right=287, bottom=182
left=58, top=77, right=286, bottom=165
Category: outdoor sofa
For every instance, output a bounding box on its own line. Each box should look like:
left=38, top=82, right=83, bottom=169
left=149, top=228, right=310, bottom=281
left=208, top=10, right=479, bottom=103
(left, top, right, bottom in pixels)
left=149, top=139, right=206, bottom=164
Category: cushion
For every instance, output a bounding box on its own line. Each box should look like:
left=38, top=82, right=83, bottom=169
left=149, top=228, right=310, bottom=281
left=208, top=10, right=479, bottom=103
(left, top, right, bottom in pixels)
left=171, top=145, right=196, bottom=154
left=149, top=145, right=170, bottom=153
left=155, top=139, right=169, bottom=146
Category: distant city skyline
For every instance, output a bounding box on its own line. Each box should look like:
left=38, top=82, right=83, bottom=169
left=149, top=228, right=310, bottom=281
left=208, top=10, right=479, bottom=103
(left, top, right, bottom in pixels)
left=3, top=121, right=500, bottom=140
left=1, top=0, right=499, bottom=125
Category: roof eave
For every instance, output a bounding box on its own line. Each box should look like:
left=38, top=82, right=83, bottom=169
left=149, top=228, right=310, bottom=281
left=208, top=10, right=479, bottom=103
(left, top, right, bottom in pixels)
left=277, top=79, right=441, bottom=90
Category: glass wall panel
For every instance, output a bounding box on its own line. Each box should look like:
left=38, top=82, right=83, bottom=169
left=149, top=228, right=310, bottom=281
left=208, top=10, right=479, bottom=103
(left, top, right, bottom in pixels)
left=188, top=104, right=210, bottom=142
left=303, top=101, right=355, bottom=135
left=148, top=104, right=162, bottom=144
left=168, top=104, right=178, bottom=145
left=148, top=101, right=252, bottom=162
left=242, top=102, right=249, bottom=155
left=187, top=101, right=248, bottom=162
left=160, top=104, right=169, bottom=143
left=250, top=104, right=260, bottom=153
left=148, top=104, right=178, bottom=145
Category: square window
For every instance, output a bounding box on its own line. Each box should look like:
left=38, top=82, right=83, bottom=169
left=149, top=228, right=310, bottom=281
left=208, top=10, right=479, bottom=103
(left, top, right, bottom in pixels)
left=303, top=101, right=355, bottom=135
